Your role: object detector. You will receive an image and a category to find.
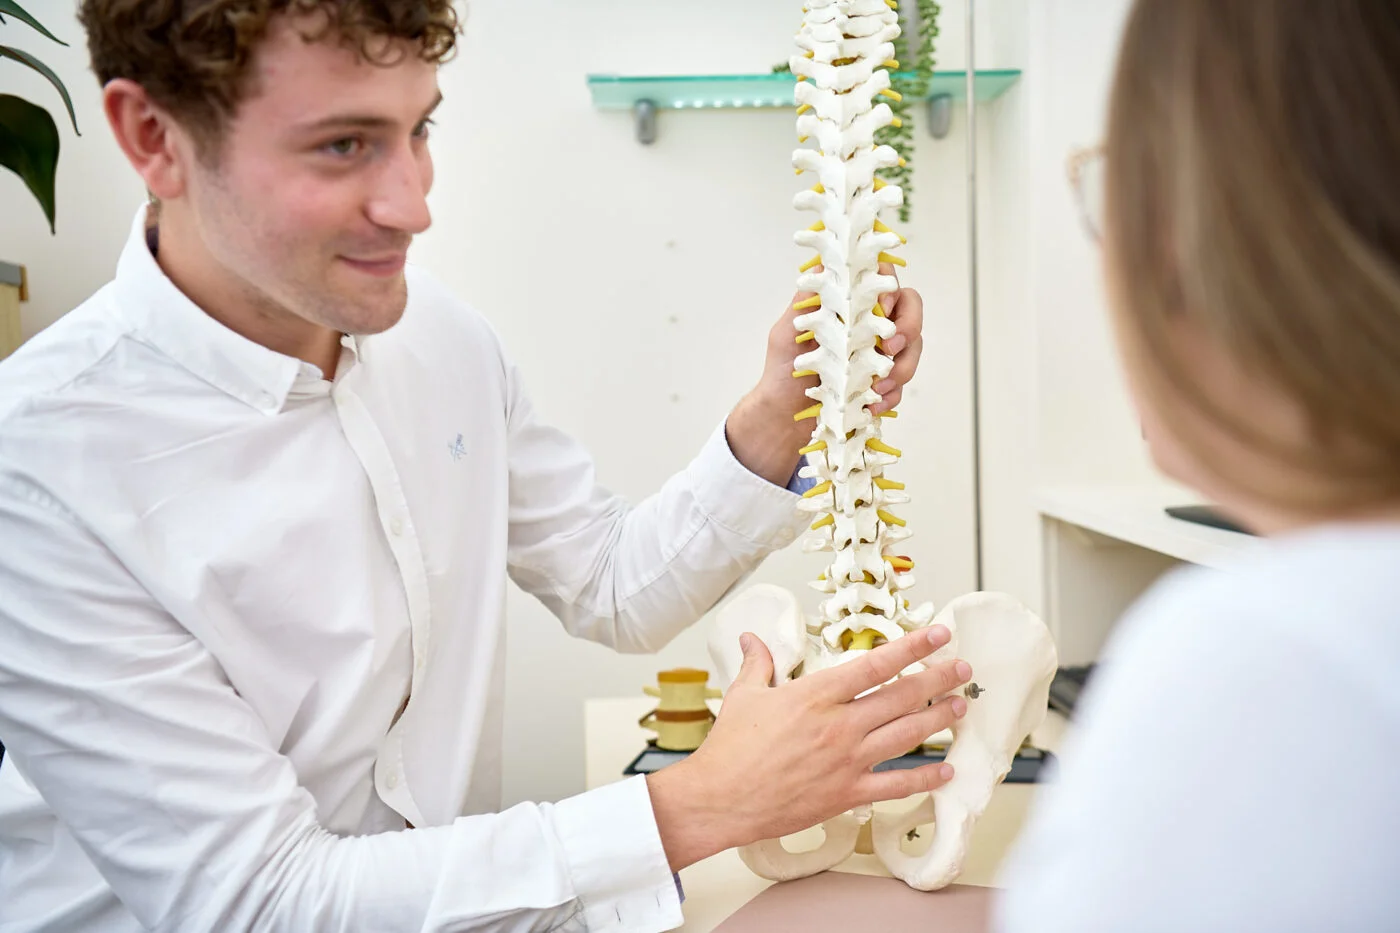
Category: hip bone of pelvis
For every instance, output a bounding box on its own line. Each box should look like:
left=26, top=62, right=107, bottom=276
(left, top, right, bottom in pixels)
left=708, top=585, right=1058, bottom=891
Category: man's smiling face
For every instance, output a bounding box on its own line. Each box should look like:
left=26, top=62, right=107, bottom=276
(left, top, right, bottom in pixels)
left=179, top=12, right=441, bottom=336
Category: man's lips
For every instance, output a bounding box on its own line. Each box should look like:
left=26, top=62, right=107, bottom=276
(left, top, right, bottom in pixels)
left=340, top=254, right=407, bottom=276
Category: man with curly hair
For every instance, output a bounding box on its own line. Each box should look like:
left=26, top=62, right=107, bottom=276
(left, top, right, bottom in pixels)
left=0, top=3, right=957, bottom=930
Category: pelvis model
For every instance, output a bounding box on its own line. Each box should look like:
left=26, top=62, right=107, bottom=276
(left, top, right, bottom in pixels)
left=707, top=0, right=1058, bottom=893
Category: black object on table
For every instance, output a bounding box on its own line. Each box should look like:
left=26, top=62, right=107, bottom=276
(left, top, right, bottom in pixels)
left=1047, top=664, right=1096, bottom=718
left=624, top=742, right=1054, bottom=783
left=1164, top=504, right=1256, bottom=536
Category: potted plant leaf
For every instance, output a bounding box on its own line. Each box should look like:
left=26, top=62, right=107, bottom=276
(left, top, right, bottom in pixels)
left=1, top=0, right=80, bottom=234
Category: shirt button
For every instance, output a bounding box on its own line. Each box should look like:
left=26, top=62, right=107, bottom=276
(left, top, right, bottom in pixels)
left=414, top=654, right=424, bottom=672
left=385, top=771, right=399, bottom=789
left=390, top=517, right=404, bottom=537
left=257, top=391, right=277, bottom=409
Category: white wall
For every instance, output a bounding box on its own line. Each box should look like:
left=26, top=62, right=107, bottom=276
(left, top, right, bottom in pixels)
left=1023, top=0, right=1153, bottom=489
left=976, top=0, right=1035, bottom=606
left=1, top=1, right=999, bottom=806
left=976, top=0, right=1174, bottom=616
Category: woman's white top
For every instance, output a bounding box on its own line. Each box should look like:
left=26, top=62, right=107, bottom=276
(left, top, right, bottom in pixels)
left=997, top=522, right=1400, bottom=932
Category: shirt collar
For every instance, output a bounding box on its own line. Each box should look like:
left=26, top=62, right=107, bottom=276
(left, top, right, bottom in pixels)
left=111, top=203, right=305, bottom=415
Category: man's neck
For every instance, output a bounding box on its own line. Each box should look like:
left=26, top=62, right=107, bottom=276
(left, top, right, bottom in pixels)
left=150, top=207, right=342, bottom=378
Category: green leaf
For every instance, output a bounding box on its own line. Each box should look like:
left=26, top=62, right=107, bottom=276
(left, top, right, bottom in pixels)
left=0, top=1, right=68, bottom=45
left=0, top=93, right=59, bottom=232
left=0, top=44, right=78, bottom=134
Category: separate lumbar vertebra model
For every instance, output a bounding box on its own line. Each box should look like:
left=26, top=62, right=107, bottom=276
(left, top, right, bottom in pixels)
left=708, top=0, right=1058, bottom=892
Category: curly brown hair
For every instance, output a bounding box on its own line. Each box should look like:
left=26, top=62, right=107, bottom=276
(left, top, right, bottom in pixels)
left=78, top=0, right=460, bottom=149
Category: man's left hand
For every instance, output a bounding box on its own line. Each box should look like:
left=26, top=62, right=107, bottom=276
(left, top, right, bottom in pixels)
left=726, top=263, right=927, bottom=487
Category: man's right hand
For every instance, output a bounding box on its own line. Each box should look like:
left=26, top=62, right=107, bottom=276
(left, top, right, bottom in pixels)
left=645, top=624, right=971, bottom=871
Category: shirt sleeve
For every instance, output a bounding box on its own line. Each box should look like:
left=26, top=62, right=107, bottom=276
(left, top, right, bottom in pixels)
left=0, top=470, right=682, bottom=933
left=502, top=360, right=810, bottom=654
left=786, top=458, right=819, bottom=495
left=992, top=567, right=1400, bottom=933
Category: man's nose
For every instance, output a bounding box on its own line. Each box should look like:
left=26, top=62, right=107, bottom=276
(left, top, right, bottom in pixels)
left=366, top=145, right=432, bottom=235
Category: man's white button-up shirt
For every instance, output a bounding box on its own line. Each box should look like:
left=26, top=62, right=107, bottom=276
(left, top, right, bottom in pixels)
left=0, top=208, right=807, bottom=932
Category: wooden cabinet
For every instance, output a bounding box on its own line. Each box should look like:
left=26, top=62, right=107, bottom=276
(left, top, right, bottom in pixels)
left=0, top=261, right=24, bottom=360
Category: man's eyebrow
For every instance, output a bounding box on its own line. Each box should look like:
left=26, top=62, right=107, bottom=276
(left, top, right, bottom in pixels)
left=297, top=92, right=444, bottom=133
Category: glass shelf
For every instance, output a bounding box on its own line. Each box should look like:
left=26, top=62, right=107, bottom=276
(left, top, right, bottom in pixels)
left=587, top=70, right=1021, bottom=111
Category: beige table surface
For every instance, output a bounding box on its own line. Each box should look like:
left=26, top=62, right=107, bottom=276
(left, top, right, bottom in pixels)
left=584, top=696, right=1068, bottom=932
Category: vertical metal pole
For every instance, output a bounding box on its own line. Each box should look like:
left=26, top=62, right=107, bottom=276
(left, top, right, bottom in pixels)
left=965, top=0, right=984, bottom=590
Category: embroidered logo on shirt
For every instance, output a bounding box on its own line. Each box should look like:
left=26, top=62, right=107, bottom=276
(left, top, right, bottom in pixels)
left=448, top=434, right=467, bottom=461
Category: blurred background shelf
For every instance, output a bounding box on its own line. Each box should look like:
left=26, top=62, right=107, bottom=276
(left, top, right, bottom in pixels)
left=586, top=69, right=1022, bottom=111
left=1036, top=484, right=1259, bottom=667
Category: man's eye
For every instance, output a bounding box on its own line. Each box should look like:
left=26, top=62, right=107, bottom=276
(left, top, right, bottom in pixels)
left=324, top=137, right=362, bottom=157
left=412, top=117, right=436, bottom=140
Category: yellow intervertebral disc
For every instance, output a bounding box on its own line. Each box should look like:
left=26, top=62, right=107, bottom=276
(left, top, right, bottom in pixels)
left=880, top=89, right=903, bottom=102
left=810, top=513, right=835, bottom=530
left=793, top=295, right=822, bottom=311
left=803, top=480, right=833, bottom=498
left=878, top=251, right=907, bottom=267
left=874, top=477, right=905, bottom=490
left=877, top=509, right=906, bottom=527
left=848, top=629, right=880, bottom=651
left=794, top=403, right=822, bottom=421
left=796, top=330, right=816, bottom=344
left=793, top=369, right=817, bottom=378
left=800, top=254, right=823, bottom=273
left=799, top=440, right=827, bottom=455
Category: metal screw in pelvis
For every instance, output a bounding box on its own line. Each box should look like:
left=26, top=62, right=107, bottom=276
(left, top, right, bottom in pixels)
left=964, top=682, right=985, bottom=700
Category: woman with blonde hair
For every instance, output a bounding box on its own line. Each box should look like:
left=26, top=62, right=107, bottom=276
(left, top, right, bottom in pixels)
left=995, top=1, right=1400, bottom=929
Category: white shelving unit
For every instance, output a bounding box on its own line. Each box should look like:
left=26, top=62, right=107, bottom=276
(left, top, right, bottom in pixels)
left=1036, top=484, right=1257, bottom=665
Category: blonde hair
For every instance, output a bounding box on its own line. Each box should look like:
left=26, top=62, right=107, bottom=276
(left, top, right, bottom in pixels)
left=1104, top=0, right=1400, bottom=515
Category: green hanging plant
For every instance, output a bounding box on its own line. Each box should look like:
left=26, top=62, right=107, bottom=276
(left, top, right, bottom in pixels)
left=0, top=0, right=80, bottom=234
left=880, top=0, right=939, bottom=223
left=776, top=0, right=940, bottom=222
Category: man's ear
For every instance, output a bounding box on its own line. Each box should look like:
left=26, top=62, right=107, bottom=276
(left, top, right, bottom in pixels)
left=102, top=78, right=193, bottom=201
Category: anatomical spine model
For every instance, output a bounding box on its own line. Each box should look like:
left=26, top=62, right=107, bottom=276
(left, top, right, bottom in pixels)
left=708, top=0, right=1058, bottom=892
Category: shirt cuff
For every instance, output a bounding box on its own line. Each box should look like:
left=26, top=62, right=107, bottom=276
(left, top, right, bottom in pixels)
left=786, top=461, right=819, bottom=496
left=684, top=421, right=809, bottom=550
left=552, top=775, right=684, bottom=931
